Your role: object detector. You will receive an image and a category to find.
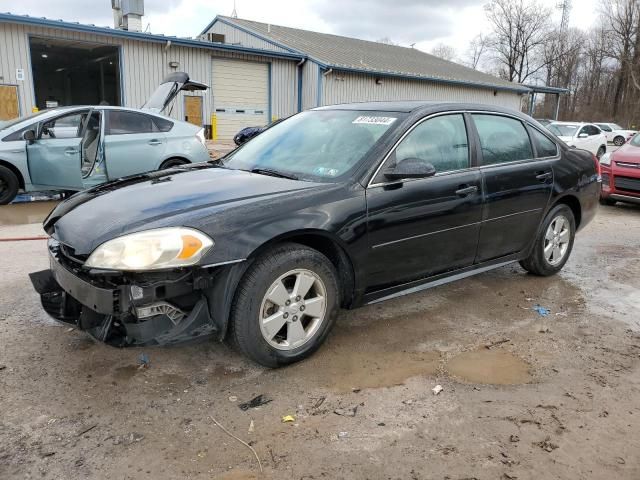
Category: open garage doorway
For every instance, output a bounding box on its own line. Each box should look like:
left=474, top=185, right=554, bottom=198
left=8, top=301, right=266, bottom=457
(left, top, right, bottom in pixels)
left=29, top=37, right=121, bottom=110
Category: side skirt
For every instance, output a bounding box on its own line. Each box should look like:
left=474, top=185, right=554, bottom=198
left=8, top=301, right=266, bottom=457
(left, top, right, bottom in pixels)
left=362, top=254, right=521, bottom=305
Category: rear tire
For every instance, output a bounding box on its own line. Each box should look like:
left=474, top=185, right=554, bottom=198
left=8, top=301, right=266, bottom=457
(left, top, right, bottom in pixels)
left=520, top=204, right=576, bottom=276
left=613, top=136, right=625, bottom=147
left=596, top=146, right=606, bottom=159
left=159, top=158, right=189, bottom=169
left=230, top=243, right=340, bottom=367
left=0, top=165, right=19, bottom=205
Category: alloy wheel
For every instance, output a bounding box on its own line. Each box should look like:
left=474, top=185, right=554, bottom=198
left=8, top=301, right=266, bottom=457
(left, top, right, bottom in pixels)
left=544, top=215, right=570, bottom=266
left=259, top=268, right=327, bottom=351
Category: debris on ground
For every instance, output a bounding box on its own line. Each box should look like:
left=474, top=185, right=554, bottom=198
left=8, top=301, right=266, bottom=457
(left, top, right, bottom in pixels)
left=432, top=385, right=444, bottom=395
left=238, top=394, right=273, bottom=411
left=534, top=436, right=559, bottom=452
left=281, top=415, right=295, bottom=423
left=333, top=405, right=358, bottom=417
left=228, top=396, right=238, bottom=402
left=538, top=325, right=552, bottom=333
left=533, top=305, right=551, bottom=317
left=0, top=365, right=6, bottom=371
left=137, top=353, right=150, bottom=369
left=485, top=338, right=510, bottom=349
left=76, top=423, right=97, bottom=437
left=210, top=416, right=262, bottom=473
left=509, top=435, right=520, bottom=443
left=248, top=420, right=254, bottom=434
left=112, top=432, right=145, bottom=446
left=337, top=431, right=349, bottom=439
left=311, top=396, right=326, bottom=409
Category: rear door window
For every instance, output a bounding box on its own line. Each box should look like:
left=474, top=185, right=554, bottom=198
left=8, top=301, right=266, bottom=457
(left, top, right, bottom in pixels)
left=472, top=114, right=533, bottom=165
left=529, top=128, right=558, bottom=158
left=107, top=110, right=156, bottom=135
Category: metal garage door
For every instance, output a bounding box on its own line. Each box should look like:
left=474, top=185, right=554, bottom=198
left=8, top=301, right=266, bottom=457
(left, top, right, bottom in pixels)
left=212, top=58, right=269, bottom=141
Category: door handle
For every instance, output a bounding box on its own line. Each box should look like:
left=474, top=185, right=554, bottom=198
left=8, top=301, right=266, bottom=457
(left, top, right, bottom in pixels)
left=64, top=148, right=79, bottom=155
left=535, top=171, right=553, bottom=182
left=455, top=185, right=478, bottom=196
left=148, top=139, right=162, bottom=146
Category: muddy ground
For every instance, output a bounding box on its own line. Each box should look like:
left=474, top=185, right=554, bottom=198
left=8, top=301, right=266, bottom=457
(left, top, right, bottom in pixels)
left=0, top=202, right=639, bottom=480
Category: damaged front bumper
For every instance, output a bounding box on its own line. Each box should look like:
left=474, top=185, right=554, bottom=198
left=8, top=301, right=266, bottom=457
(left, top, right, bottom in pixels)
left=29, top=239, right=225, bottom=347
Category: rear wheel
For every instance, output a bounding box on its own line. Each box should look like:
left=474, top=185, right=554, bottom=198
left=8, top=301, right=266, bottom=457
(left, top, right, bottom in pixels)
left=596, top=146, right=606, bottom=159
left=520, top=204, right=575, bottom=276
left=230, top=243, right=340, bottom=367
left=159, top=158, right=189, bottom=169
left=0, top=165, right=19, bottom=205
left=613, top=136, right=625, bottom=147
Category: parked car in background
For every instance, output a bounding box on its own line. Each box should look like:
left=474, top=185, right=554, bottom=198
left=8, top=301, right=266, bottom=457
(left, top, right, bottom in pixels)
left=599, top=132, right=640, bottom=205
left=30, top=102, right=599, bottom=367
left=233, top=118, right=285, bottom=146
left=0, top=72, right=210, bottom=205
left=547, top=122, right=607, bottom=158
left=594, top=122, right=637, bottom=147
left=535, top=118, right=554, bottom=126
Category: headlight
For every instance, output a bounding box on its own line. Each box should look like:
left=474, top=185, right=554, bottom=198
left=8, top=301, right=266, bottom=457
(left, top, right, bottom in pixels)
left=196, top=128, right=206, bottom=147
left=85, top=227, right=213, bottom=271
left=599, top=152, right=612, bottom=166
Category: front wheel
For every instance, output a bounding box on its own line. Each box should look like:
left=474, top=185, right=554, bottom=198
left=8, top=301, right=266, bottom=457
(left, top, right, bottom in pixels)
left=0, top=165, right=19, bottom=205
left=159, top=158, right=189, bottom=169
left=230, top=243, right=340, bottom=367
left=520, top=204, right=576, bottom=276
left=613, top=136, right=625, bottom=147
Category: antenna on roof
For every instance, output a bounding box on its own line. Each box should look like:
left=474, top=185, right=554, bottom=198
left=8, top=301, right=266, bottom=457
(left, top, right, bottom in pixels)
left=231, top=0, right=238, bottom=18
left=409, top=43, right=416, bottom=49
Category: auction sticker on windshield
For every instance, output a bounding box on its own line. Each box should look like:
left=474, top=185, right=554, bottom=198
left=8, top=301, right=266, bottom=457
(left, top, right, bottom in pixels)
left=352, top=116, right=397, bottom=126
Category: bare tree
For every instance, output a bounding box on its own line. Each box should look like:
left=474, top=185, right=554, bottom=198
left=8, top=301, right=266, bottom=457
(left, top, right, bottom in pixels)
left=484, top=0, right=552, bottom=83
left=465, top=34, right=489, bottom=69
left=431, top=42, right=457, bottom=61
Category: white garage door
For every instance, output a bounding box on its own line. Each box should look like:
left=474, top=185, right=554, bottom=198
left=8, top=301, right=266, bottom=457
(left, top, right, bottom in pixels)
left=212, top=58, right=269, bottom=141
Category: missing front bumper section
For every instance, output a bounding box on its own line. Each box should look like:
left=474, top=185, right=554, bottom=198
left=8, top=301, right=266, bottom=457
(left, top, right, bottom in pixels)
left=29, top=268, right=217, bottom=347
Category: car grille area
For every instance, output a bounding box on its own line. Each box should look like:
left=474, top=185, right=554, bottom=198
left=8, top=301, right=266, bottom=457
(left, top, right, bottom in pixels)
left=614, top=176, right=640, bottom=193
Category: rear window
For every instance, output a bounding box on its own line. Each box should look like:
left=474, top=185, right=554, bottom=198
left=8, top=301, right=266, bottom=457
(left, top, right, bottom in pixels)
left=107, top=110, right=156, bottom=135
left=472, top=114, right=533, bottom=165
left=153, top=116, right=174, bottom=132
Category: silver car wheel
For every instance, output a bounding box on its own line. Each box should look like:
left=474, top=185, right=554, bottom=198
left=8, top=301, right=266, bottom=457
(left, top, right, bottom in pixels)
left=259, top=268, right=327, bottom=351
left=544, top=214, right=570, bottom=266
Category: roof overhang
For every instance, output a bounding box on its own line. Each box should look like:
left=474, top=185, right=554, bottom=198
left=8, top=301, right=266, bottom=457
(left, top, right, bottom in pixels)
left=524, top=85, right=570, bottom=95
left=0, top=13, right=305, bottom=61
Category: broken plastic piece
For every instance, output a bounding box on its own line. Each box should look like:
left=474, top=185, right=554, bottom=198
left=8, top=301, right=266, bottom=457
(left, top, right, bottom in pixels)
left=432, top=385, right=444, bottom=395
left=281, top=415, right=295, bottom=423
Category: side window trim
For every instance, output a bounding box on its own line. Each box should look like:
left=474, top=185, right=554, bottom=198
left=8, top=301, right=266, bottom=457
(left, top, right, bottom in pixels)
left=368, top=111, right=474, bottom=188
left=471, top=112, right=535, bottom=167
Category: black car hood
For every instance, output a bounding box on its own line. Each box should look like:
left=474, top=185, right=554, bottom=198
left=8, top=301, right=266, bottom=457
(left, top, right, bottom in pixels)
left=47, top=166, right=325, bottom=255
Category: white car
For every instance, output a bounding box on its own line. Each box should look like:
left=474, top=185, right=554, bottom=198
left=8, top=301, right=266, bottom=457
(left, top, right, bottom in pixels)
left=547, top=122, right=608, bottom=158
left=594, top=123, right=637, bottom=146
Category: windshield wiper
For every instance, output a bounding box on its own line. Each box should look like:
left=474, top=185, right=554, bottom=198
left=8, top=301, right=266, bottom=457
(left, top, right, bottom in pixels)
left=249, top=168, right=299, bottom=180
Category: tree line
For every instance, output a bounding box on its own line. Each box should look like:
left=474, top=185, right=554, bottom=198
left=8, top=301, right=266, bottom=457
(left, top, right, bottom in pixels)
left=431, top=0, right=640, bottom=128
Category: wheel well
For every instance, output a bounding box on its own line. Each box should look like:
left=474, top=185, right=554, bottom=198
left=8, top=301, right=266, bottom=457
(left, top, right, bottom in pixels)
left=252, top=233, right=357, bottom=308
left=553, top=195, right=582, bottom=229
left=0, top=160, right=25, bottom=189
left=159, top=157, right=190, bottom=169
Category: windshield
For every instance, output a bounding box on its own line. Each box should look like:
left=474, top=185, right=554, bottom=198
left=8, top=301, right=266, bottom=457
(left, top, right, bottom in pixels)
left=630, top=133, right=640, bottom=147
left=222, top=110, right=403, bottom=182
left=0, top=110, right=49, bottom=131
left=611, top=124, right=624, bottom=130
left=548, top=124, right=578, bottom=137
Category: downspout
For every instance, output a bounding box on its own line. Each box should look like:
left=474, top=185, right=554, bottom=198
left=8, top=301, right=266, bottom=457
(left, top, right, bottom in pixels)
left=296, top=58, right=305, bottom=112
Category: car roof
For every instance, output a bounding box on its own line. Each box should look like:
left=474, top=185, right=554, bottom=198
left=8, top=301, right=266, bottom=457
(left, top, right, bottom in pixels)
left=312, top=100, right=529, bottom=118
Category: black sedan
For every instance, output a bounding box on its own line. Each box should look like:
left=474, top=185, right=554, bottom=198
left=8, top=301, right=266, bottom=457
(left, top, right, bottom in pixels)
left=30, top=102, right=600, bottom=367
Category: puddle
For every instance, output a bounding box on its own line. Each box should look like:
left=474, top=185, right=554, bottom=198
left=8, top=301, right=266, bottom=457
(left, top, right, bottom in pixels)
left=113, top=365, right=140, bottom=381
left=446, top=349, right=532, bottom=385
left=293, top=349, right=440, bottom=393
left=0, top=201, right=59, bottom=225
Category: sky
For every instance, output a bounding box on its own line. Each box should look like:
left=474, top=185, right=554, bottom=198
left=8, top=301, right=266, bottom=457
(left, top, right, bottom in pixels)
left=0, top=0, right=601, bottom=58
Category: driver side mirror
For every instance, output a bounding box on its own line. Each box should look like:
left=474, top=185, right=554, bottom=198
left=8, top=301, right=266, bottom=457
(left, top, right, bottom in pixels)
left=22, top=129, right=36, bottom=144
left=384, top=157, right=436, bottom=180
left=577, top=133, right=588, bottom=139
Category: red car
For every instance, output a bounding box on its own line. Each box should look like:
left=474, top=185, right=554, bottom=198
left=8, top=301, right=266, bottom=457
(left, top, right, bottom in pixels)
left=600, top=133, right=640, bottom=205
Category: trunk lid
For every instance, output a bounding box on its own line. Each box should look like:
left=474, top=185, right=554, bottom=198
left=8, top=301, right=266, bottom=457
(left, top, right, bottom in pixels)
left=141, top=72, right=208, bottom=114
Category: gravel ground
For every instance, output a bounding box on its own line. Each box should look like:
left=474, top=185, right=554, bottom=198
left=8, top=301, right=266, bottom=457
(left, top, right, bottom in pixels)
left=0, top=202, right=639, bottom=480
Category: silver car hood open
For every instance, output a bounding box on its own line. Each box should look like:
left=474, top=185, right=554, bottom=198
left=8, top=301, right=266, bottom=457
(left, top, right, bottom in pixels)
left=141, top=72, right=208, bottom=114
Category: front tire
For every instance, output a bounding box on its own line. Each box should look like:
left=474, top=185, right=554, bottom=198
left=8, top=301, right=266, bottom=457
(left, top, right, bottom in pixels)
left=596, top=146, right=606, bottom=159
left=230, top=243, right=340, bottom=367
left=520, top=204, right=576, bottom=276
left=0, top=165, right=19, bottom=205
left=613, top=136, right=625, bottom=147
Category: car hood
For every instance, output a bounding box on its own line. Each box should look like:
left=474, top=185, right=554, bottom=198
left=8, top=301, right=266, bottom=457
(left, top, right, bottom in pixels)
left=612, top=143, right=640, bottom=165
left=46, top=165, right=327, bottom=255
